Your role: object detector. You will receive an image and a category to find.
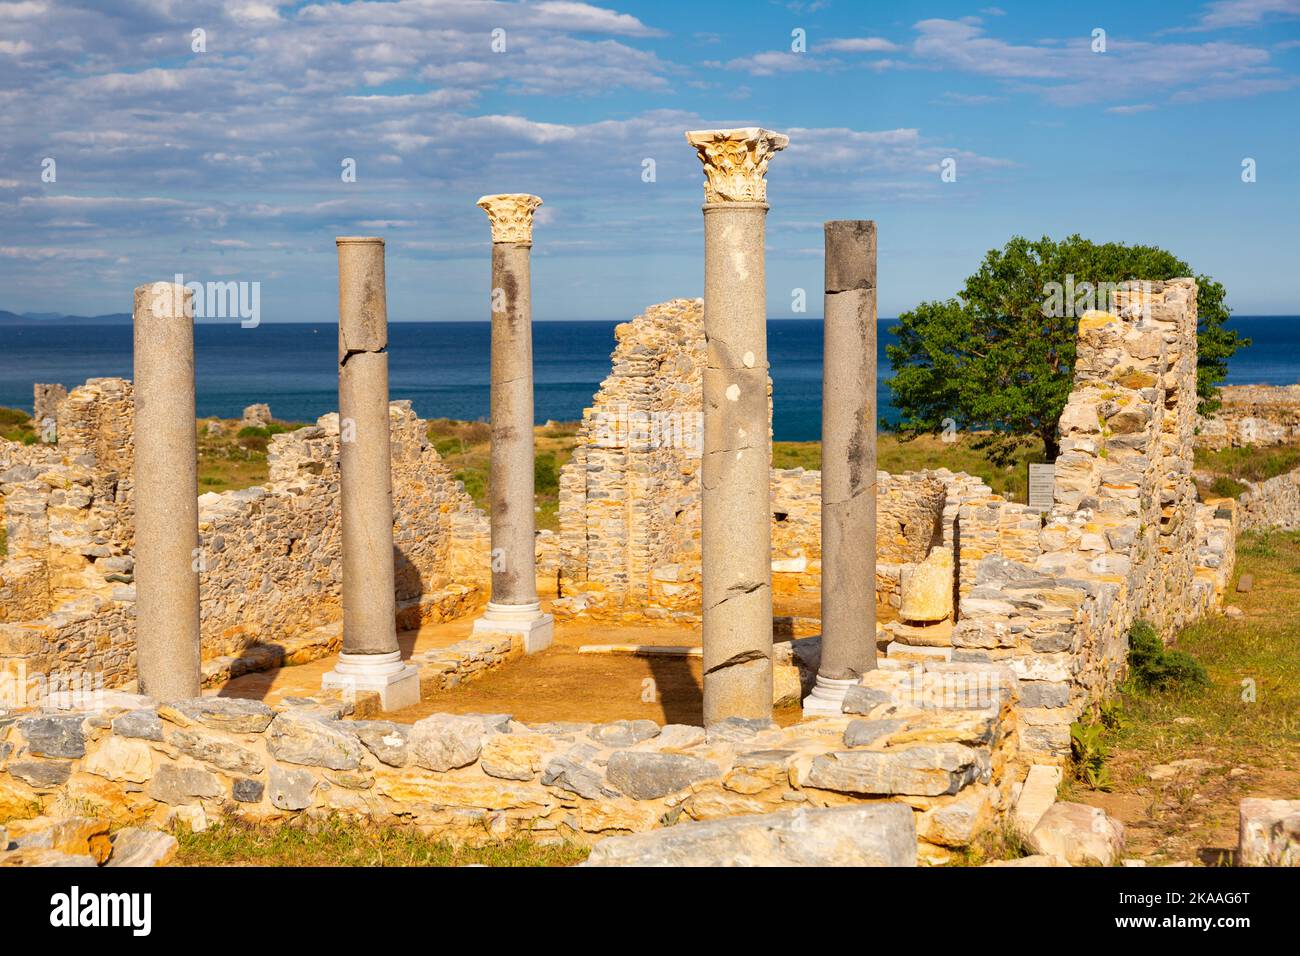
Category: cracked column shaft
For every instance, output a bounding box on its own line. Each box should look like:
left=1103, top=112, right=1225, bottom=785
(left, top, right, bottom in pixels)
left=806, top=221, right=878, bottom=715
left=336, top=237, right=398, bottom=656
left=470, top=195, right=554, bottom=653
left=687, top=127, right=788, bottom=725
left=133, top=281, right=201, bottom=701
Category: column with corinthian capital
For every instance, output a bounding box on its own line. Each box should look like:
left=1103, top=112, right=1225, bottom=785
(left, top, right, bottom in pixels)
left=685, top=128, right=788, bottom=725
left=471, top=194, right=554, bottom=653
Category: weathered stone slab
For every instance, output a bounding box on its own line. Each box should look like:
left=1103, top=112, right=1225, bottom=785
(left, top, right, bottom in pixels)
left=1028, top=801, right=1124, bottom=866
left=82, top=736, right=153, bottom=783
left=267, top=712, right=365, bottom=770
left=8, top=759, right=71, bottom=788
left=146, top=763, right=222, bottom=805
left=269, top=765, right=316, bottom=810
left=162, top=697, right=275, bottom=734
left=18, top=715, right=85, bottom=758
left=589, top=720, right=660, bottom=748
left=705, top=717, right=777, bottom=744
left=1013, top=764, right=1063, bottom=834
left=584, top=804, right=917, bottom=866
left=843, top=718, right=907, bottom=748
left=170, top=728, right=264, bottom=775
left=349, top=720, right=409, bottom=767
left=112, top=709, right=164, bottom=742
left=481, top=732, right=552, bottom=781
left=841, top=684, right=894, bottom=715
left=804, top=744, right=984, bottom=796
left=605, top=751, right=721, bottom=799
left=232, top=778, right=264, bottom=803
left=408, top=714, right=484, bottom=772
left=541, top=745, right=611, bottom=799
left=106, top=828, right=178, bottom=867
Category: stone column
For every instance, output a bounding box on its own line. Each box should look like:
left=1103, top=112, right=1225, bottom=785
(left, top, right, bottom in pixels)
left=321, top=237, right=420, bottom=710
left=686, top=128, right=788, bottom=725
left=470, top=194, right=554, bottom=653
left=132, top=281, right=201, bottom=701
left=804, top=221, right=878, bottom=715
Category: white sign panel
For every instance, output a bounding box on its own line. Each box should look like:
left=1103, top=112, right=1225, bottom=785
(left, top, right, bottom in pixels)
left=1028, top=463, right=1056, bottom=510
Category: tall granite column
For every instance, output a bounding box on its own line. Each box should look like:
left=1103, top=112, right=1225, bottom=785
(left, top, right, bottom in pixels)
left=686, top=128, right=788, bottom=725
left=133, top=281, right=201, bottom=701
left=471, top=194, right=554, bottom=653
left=321, top=237, right=420, bottom=710
left=804, top=221, right=878, bottom=715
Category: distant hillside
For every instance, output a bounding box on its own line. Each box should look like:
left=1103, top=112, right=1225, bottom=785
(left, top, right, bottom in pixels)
left=0, top=310, right=131, bottom=325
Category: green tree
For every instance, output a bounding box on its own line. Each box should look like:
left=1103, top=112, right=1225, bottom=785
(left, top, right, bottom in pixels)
left=884, top=235, right=1247, bottom=462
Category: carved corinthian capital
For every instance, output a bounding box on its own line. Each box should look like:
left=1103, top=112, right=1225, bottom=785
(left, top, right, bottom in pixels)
left=477, top=193, right=543, bottom=244
left=685, top=127, right=789, bottom=204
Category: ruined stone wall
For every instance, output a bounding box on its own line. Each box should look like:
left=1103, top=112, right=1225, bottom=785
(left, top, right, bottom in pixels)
left=1198, top=384, right=1300, bottom=449
left=1238, top=470, right=1300, bottom=530
left=0, top=380, right=489, bottom=689
left=0, top=655, right=1018, bottom=864
left=555, top=300, right=977, bottom=623
left=948, top=280, right=1235, bottom=763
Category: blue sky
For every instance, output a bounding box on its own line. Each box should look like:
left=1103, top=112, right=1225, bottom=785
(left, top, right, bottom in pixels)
left=2, top=0, right=1299, bottom=320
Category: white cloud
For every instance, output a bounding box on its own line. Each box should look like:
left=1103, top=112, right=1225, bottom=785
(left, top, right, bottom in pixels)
left=822, top=37, right=899, bottom=53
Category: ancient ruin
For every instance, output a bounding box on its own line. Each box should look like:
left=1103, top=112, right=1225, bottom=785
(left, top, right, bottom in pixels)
left=2, top=124, right=1298, bottom=869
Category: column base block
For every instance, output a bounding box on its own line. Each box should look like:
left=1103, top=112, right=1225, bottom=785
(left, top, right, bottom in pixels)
left=472, top=602, right=554, bottom=653
left=322, top=650, right=421, bottom=711
left=802, top=674, right=858, bottom=716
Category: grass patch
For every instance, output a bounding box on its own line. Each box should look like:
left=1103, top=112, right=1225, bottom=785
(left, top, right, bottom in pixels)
left=0, top=405, right=37, bottom=444
left=175, top=816, right=588, bottom=867
left=946, top=820, right=1036, bottom=866
left=1195, top=442, right=1300, bottom=485
left=195, top=418, right=307, bottom=493
left=1072, top=529, right=1300, bottom=862
left=774, top=432, right=1046, bottom=502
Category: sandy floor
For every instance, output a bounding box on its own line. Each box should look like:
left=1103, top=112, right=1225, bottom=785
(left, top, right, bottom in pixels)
left=215, top=593, right=837, bottom=726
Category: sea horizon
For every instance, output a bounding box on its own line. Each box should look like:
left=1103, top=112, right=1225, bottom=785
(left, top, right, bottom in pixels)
left=2, top=316, right=1295, bottom=442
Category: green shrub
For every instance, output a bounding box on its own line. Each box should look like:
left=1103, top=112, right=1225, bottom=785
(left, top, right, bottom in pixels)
left=1069, top=720, right=1113, bottom=791
left=237, top=425, right=269, bottom=439
left=1209, top=475, right=1247, bottom=499
left=1126, top=620, right=1208, bottom=692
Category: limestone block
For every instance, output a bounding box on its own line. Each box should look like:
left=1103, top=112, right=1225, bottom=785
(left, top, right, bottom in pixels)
left=804, top=744, right=985, bottom=796
left=408, top=714, right=485, bottom=772
left=1239, top=797, right=1300, bottom=866
left=106, top=828, right=178, bottom=867
left=267, top=712, right=365, bottom=771
left=82, top=736, right=152, bottom=783
left=1013, top=764, right=1062, bottom=834
left=605, top=751, right=721, bottom=799
left=1028, top=801, right=1124, bottom=866
left=900, top=549, right=954, bottom=623
left=584, top=803, right=916, bottom=867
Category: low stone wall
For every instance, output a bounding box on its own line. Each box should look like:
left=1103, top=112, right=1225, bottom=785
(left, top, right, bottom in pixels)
left=941, top=280, right=1235, bottom=763
left=1198, top=384, right=1300, bottom=449
left=0, top=655, right=1015, bottom=861
left=1238, top=469, right=1300, bottom=531
left=0, top=378, right=490, bottom=691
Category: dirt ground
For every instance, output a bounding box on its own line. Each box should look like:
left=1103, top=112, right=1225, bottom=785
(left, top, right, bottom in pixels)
left=218, top=590, right=835, bottom=727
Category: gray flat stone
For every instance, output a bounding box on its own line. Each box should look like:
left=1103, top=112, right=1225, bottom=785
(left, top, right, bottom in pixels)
left=268, top=765, right=316, bottom=810
left=147, top=763, right=222, bottom=805
left=408, top=714, right=484, bottom=771
left=704, top=716, right=777, bottom=744
left=169, top=727, right=264, bottom=775
left=267, top=712, right=365, bottom=770
left=843, top=718, right=907, bottom=748
left=8, top=759, right=71, bottom=788
left=349, top=720, right=409, bottom=767
left=166, top=697, right=275, bottom=734
left=584, top=804, right=917, bottom=867
left=541, top=745, right=611, bottom=800
left=18, top=715, right=85, bottom=758
left=841, top=684, right=894, bottom=715
left=605, top=751, right=721, bottom=799
left=805, top=744, right=986, bottom=796
left=112, top=709, right=164, bottom=742
left=231, top=778, right=264, bottom=803
left=589, top=720, right=660, bottom=748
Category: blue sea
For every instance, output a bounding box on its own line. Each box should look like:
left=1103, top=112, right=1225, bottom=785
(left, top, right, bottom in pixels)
left=0, top=317, right=1295, bottom=442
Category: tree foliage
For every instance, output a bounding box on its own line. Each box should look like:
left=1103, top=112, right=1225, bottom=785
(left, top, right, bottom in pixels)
left=884, top=234, right=1248, bottom=462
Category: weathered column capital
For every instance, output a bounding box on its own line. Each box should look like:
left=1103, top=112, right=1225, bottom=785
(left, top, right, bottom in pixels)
left=477, top=193, right=543, bottom=244
left=685, top=127, right=789, bottom=204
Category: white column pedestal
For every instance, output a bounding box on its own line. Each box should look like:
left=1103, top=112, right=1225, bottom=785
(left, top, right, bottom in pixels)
left=322, top=650, right=420, bottom=711
left=802, top=674, right=858, bottom=716
left=472, top=601, right=554, bottom=653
